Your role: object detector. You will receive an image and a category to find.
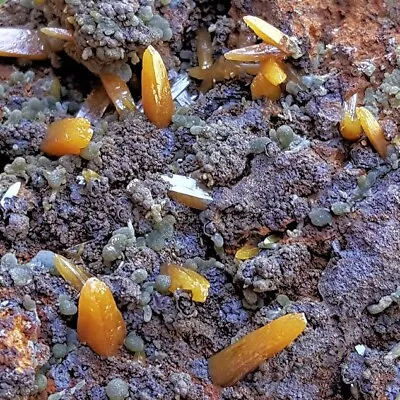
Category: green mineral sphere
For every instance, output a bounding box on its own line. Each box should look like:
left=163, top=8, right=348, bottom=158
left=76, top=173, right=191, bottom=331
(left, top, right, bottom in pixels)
left=106, top=378, right=129, bottom=400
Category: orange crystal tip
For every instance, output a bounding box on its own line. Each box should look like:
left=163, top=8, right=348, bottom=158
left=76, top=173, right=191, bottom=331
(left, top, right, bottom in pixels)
left=260, top=58, right=287, bottom=86
left=40, top=27, right=74, bottom=42
left=340, top=111, right=362, bottom=141
left=100, top=73, right=136, bottom=116
left=142, top=45, right=175, bottom=128
left=77, top=277, right=127, bottom=357
left=208, top=313, right=307, bottom=386
left=235, top=244, right=260, bottom=260
left=0, top=28, right=48, bottom=60
left=162, top=174, right=213, bottom=210
left=243, top=16, right=287, bottom=48
left=243, top=16, right=301, bottom=58
left=54, top=254, right=91, bottom=291
left=160, top=263, right=210, bottom=302
left=356, top=106, right=388, bottom=158
left=251, top=72, right=281, bottom=101
left=41, top=117, right=93, bottom=157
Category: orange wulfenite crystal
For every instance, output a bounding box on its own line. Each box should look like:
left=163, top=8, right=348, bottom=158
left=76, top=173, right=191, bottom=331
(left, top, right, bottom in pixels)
left=78, top=277, right=126, bottom=357
left=40, top=27, right=74, bottom=42
left=251, top=72, right=281, bottom=101
left=260, top=58, right=287, bottom=86
left=162, top=174, right=213, bottom=210
left=160, top=264, right=210, bottom=302
left=189, top=56, right=249, bottom=92
left=235, top=244, right=260, bottom=260
left=224, top=43, right=285, bottom=63
left=41, top=118, right=93, bottom=156
left=208, top=313, right=307, bottom=386
left=142, top=45, right=175, bottom=128
left=0, top=28, right=48, bottom=60
left=100, top=73, right=136, bottom=116
left=340, top=112, right=362, bottom=141
left=54, top=254, right=91, bottom=291
left=356, top=106, right=388, bottom=158
left=243, top=16, right=302, bottom=59
left=340, top=94, right=362, bottom=141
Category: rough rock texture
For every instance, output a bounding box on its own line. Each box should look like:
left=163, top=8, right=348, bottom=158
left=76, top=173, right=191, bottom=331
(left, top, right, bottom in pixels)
left=0, top=298, right=50, bottom=400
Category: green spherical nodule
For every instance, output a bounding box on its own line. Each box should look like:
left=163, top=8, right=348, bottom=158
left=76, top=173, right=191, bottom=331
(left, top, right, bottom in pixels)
left=35, top=374, right=48, bottom=392
left=106, top=378, right=129, bottom=400
left=59, top=294, right=78, bottom=316
left=52, top=343, right=68, bottom=359
left=124, top=333, right=145, bottom=353
left=154, top=274, right=171, bottom=294
left=131, top=268, right=148, bottom=284
left=309, top=208, right=332, bottom=227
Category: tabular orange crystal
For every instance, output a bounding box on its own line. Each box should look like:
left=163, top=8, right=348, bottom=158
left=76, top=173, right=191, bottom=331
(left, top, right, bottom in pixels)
left=224, top=43, right=285, bottom=63
left=260, top=58, right=287, bottom=86
left=142, top=45, right=175, bottom=128
left=78, top=277, right=126, bottom=357
left=0, top=28, right=48, bottom=60
left=160, top=264, right=210, bottom=303
left=235, top=244, right=260, bottom=260
left=243, top=16, right=286, bottom=47
left=41, top=118, right=93, bottom=156
left=251, top=72, right=281, bottom=101
left=162, top=174, right=213, bottom=210
left=168, top=191, right=210, bottom=210
left=196, top=28, right=213, bottom=69
left=208, top=313, right=307, bottom=386
left=100, top=73, right=136, bottom=116
left=54, top=254, right=91, bottom=291
left=40, top=27, right=74, bottom=42
left=356, top=106, right=388, bottom=158
left=243, top=16, right=301, bottom=59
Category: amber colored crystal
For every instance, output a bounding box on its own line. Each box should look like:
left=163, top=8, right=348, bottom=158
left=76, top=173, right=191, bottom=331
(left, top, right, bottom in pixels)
left=251, top=72, right=281, bottom=101
left=54, top=254, right=91, bottom=291
left=0, top=28, right=48, bottom=60
left=356, top=106, right=388, bottom=158
left=41, top=118, right=93, bottom=156
left=40, top=27, right=74, bottom=42
left=142, top=45, right=175, bottom=128
left=196, top=28, right=213, bottom=69
left=208, top=313, right=307, bottom=386
left=100, top=73, right=136, bottom=116
left=189, top=56, right=248, bottom=92
left=243, top=15, right=299, bottom=57
left=235, top=244, right=260, bottom=260
left=160, top=264, right=210, bottom=303
left=340, top=112, right=362, bottom=141
left=243, top=16, right=285, bottom=46
left=260, top=58, right=287, bottom=86
left=162, top=174, right=213, bottom=210
left=224, top=43, right=285, bottom=63
left=340, top=94, right=362, bottom=141
left=78, top=277, right=126, bottom=357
